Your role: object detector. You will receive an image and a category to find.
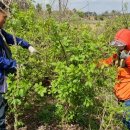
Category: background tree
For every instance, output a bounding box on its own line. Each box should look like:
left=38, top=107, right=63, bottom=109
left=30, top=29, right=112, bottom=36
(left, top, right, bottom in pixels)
left=46, top=4, right=52, bottom=15
left=36, top=3, right=42, bottom=12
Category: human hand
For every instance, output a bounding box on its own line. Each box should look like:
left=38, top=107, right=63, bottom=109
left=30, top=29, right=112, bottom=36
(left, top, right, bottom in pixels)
left=120, top=51, right=130, bottom=59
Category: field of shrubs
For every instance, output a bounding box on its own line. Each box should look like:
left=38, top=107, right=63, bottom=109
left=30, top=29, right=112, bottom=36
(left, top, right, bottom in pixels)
left=4, top=1, right=130, bottom=130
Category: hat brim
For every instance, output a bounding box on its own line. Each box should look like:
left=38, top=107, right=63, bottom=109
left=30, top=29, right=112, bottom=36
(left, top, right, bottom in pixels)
left=0, top=9, right=10, bottom=16
left=109, top=40, right=126, bottom=47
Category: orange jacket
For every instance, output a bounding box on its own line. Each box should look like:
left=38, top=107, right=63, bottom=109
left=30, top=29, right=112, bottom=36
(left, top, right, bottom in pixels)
left=102, top=54, right=130, bottom=101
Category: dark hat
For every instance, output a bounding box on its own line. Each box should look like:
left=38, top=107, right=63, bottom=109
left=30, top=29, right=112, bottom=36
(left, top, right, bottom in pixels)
left=0, top=1, right=10, bottom=15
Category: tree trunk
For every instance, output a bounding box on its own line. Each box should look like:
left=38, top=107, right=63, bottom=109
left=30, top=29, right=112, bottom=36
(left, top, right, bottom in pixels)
left=59, top=0, right=62, bottom=13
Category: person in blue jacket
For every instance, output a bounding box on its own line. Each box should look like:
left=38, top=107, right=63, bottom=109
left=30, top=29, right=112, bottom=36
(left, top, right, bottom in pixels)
left=0, top=1, right=36, bottom=129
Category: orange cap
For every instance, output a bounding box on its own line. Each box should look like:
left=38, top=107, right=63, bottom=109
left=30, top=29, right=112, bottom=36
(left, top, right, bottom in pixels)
left=115, top=29, right=130, bottom=50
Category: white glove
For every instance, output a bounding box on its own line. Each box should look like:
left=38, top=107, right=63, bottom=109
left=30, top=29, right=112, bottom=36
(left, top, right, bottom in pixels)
left=28, top=46, right=37, bottom=54
left=120, top=50, right=130, bottom=59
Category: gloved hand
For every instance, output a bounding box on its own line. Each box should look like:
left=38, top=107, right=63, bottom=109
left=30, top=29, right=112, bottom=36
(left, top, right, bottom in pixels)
left=119, top=51, right=130, bottom=68
left=120, top=50, right=130, bottom=59
left=28, top=46, right=37, bottom=54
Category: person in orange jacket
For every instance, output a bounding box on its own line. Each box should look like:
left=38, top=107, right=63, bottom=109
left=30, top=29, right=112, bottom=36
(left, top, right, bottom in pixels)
left=102, top=29, right=130, bottom=129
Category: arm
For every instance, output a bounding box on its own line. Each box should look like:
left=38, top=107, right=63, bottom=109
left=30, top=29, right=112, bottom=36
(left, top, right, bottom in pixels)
left=99, top=54, right=118, bottom=67
left=0, top=57, right=16, bottom=69
left=1, top=29, right=30, bottom=49
left=125, top=57, right=130, bottom=69
left=0, top=56, right=16, bottom=74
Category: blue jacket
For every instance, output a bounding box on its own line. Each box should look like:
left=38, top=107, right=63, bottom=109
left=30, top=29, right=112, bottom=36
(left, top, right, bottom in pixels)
left=0, top=29, right=30, bottom=84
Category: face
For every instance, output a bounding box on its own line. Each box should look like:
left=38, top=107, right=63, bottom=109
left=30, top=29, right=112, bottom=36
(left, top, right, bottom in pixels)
left=116, top=46, right=126, bottom=51
left=0, top=11, right=7, bottom=28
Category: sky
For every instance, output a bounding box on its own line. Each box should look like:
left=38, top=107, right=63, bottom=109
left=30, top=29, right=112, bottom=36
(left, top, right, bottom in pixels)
left=34, top=0, right=130, bottom=14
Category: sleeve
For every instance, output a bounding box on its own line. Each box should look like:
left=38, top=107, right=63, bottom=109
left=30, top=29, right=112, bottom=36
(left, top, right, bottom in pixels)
left=0, top=57, right=17, bottom=75
left=1, top=29, right=30, bottom=49
left=0, top=57, right=16, bottom=70
left=125, top=56, right=130, bottom=68
left=98, top=54, right=118, bottom=67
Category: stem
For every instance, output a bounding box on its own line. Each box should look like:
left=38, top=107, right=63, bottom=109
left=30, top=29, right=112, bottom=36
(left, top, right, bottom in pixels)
left=12, top=30, right=19, bottom=130
left=99, top=97, right=107, bottom=130
left=58, top=39, right=68, bottom=65
left=105, top=113, right=113, bottom=130
left=13, top=97, right=18, bottom=130
left=54, top=30, right=68, bottom=65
